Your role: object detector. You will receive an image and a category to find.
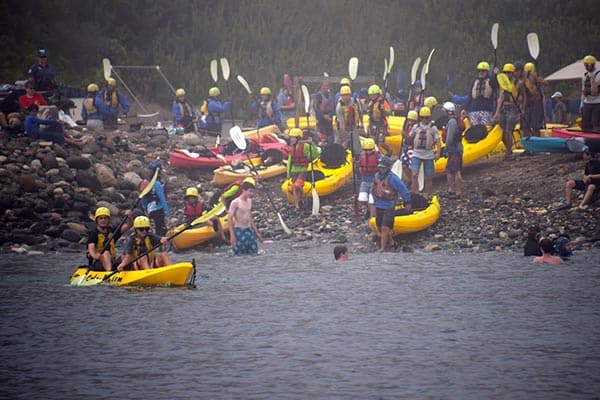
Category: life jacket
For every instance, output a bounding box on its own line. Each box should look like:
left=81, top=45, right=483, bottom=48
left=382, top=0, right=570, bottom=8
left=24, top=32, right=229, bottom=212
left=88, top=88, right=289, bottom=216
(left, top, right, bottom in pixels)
left=413, top=125, right=436, bottom=151
left=132, top=235, right=155, bottom=263
left=177, top=100, right=194, bottom=119
left=258, top=100, right=274, bottom=119
left=338, top=99, right=358, bottom=129
left=317, top=91, right=334, bottom=115
left=471, top=78, right=493, bottom=99
left=95, top=228, right=117, bottom=259
left=184, top=200, right=203, bottom=222
left=368, top=96, right=389, bottom=125
left=583, top=70, right=600, bottom=96
left=83, top=97, right=97, bottom=114
left=290, top=141, right=309, bottom=167
left=360, top=150, right=378, bottom=176
left=373, top=172, right=397, bottom=201
left=102, top=89, right=119, bottom=108
left=402, top=120, right=417, bottom=147
left=200, top=100, right=209, bottom=116
left=222, top=180, right=242, bottom=208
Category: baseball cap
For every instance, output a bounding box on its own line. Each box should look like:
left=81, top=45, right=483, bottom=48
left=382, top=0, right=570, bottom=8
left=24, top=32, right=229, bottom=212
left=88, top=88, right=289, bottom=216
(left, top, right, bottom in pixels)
left=37, top=49, right=47, bottom=57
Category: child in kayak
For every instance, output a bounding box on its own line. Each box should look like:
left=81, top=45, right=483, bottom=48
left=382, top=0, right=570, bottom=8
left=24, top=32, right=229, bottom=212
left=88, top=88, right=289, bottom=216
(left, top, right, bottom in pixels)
left=116, top=216, right=171, bottom=270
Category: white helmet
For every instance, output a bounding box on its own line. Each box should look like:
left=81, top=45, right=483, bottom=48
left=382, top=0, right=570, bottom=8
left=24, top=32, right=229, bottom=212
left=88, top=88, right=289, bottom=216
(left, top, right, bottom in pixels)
left=442, top=101, right=455, bottom=114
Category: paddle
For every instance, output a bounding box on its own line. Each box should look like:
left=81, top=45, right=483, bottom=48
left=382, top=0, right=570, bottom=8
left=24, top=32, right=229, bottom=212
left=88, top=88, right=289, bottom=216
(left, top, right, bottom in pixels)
left=71, top=167, right=160, bottom=286
left=78, top=202, right=226, bottom=286
left=491, top=22, right=499, bottom=69
left=527, top=32, right=548, bottom=135
left=102, top=58, right=112, bottom=81
left=220, top=57, right=236, bottom=130
left=237, top=75, right=252, bottom=95
left=301, top=84, right=320, bottom=215
left=408, top=57, right=422, bottom=106
left=418, top=49, right=435, bottom=192
left=348, top=56, right=360, bottom=223
left=229, top=126, right=292, bottom=235
left=210, top=59, right=218, bottom=83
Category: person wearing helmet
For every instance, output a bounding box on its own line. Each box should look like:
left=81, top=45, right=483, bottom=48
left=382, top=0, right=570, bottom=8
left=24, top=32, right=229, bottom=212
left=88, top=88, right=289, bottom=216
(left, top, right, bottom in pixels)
left=200, top=87, right=232, bottom=136
left=581, top=55, right=600, bottom=130
left=372, top=155, right=411, bottom=252
left=251, top=86, right=284, bottom=131
left=550, top=91, right=567, bottom=125
left=493, top=63, right=522, bottom=157
left=81, top=83, right=105, bottom=131
left=358, top=137, right=380, bottom=219
left=219, top=177, right=255, bottom=210
left=183, top=187, right=204, bottom=224
left=392, top=89, right=407, bottom=116
left=367, top=84, right=391, bottom=144
left=521, top=61, right=546, bottom=137
left=409, top=106, right=441, bottom=196
left=334, top=77, right=357, bottom=103
left=335, top=84, right=360, bottom=147
left=286, top=127, right=321, bottom=210
left=87, top=206, right=133, bottom=271
left=172, top=88, right=198, bottom=133
left=228, top=178, right=263, bottom=255
left=96, top=77, right=130, bottom=127
left=400, top=110, right=419, bottom=187
left=442, top=102, right=464, bottom=198
left=465, top=61, right=498, bottom=127
left=313, top=81, right=336, bottom=144
left=277, top=85, right=296, bottom=123
left=116, top=216, right=172, bottom=271
left=27, top=49, right=57, bottom=92
left=140, top=161, right=171, bottom=236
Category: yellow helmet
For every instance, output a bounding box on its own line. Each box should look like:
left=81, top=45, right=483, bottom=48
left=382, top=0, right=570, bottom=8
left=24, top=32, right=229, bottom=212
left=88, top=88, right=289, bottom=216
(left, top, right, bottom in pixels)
left=419, top=106, right=431, bottom=118
left=176, top=88, right=186, bottom=97
left=87, top=83, right=99, bottom=93
left=133, top=216, right=151, bottom=229
left=208, top=87, right=220, bottom=97
left=424, top=96, right=437, bottom=109
left=362, top=138, right=375, bottom=150
left=502, top=63, right=515, bottom=73
left=368, top=84, right=381, bottom=95
left=524, top=62, right=536, bottom=72
left=407, top=110, right=418, bottom=121
left=185, top=187, right=199, bottom=197
left=340, top=77, right=351, bottom=85
left=260, top=87, right=271, bottom=95
left=289, top=128, right=303, bottom=138
left=583, top=55, right=597, bottom=65
left=340, top=86, right=352, bottom=95
left=107, top=78, right=116, bottom=86
left=242, top=177, right=256, bottom=187
left=477, top=61, right=490, bottom=71
left=94, top=207, right=111, bottom=219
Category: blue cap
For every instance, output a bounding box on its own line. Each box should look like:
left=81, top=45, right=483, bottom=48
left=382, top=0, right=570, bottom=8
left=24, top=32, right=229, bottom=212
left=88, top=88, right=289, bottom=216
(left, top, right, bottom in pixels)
left=377, top=155, right=392, bottom=167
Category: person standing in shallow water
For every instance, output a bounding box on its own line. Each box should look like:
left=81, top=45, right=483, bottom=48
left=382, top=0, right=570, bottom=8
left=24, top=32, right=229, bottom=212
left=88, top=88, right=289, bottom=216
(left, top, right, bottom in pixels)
left=533, top=238, right=563, bottom=264
left=228, top=180, right=263, bottom=255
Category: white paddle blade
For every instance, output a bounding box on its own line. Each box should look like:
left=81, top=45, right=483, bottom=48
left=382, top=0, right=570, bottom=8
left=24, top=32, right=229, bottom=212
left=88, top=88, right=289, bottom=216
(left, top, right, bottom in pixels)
left=410, top=57, right=422, bottom=85
left=229, top=125, right=247, bottom=150
left=349, top=57, right=359, bottom=81
left=210, top=59, right=218, bottom=82
left=311, top=189, right=320, bottom=215
left=220, top=57, right=230, bottom=81
left=301, top=85, right=310, bottom=115
left=383, top=58, right=388, bottom=81
left=237, top=75, right=252, bottom=94
left=418, top=164, right=425, bottom=192
left=388, top=46, right=395, bottom=74
left=391, top=159, right=402, bottom=178
left=323, top=72, right=329, bottom=77
left=102, top=58, right=112, bottom=81
left=420, top=65, right=427, bottom=91
left=527, top=32, right=540, bottom=60
left=491, top=23, right=499, bottom=49
left=278, top=213, right=292, bottom=235
left=425, top=48, right=436, bottom=74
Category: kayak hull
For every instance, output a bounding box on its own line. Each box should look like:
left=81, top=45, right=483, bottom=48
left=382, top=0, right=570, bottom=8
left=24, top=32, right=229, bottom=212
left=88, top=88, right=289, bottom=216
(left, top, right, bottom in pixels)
left=213, top=161, right=287, bottom=186
left=70, top=262, right=194, bottom=286
left=521, top=136, right=584, bottom=153
left=368, top=195, right=441, bottom=236
left=171, top=216, right=229, bottom=250
left=169, top=142, right=287, bottom=169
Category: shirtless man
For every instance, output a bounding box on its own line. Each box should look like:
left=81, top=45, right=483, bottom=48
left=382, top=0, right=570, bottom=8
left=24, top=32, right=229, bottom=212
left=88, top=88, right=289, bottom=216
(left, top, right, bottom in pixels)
left=228, top=179, right=263, bottom=255
left=533, top=239, right=563, bottom=265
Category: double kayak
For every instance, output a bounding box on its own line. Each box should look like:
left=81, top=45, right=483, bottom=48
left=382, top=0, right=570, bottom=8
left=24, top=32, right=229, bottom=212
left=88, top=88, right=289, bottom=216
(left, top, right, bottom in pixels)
left=368, top=195, right=441, bottom=236
left=521, top=136, right=587, bottom=153
left=281, top=147, right=353, bottom=202
left=70, top=262, right=195, bottom=287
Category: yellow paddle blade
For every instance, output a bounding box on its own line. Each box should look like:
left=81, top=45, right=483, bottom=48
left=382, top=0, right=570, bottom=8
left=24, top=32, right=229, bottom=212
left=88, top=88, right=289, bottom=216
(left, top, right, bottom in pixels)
left=496, top=73, right=513, bottom=92
left=140, top=167, right=159, bottom=198
left=190, top=202, right=225, bottom=227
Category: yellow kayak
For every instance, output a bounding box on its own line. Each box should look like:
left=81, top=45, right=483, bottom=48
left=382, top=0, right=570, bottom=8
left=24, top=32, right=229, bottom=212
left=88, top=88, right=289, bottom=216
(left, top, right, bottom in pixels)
left=70, top=262, right=194, bottom=286
left=281, top=150, right=353, bottom=202
left=171, top=215, right=229, bottom=250
left=213, top=162, right=287, bottom=186
left=369, top=195, right=441, bottom=236
left=242, top=124, right=281, bottom=139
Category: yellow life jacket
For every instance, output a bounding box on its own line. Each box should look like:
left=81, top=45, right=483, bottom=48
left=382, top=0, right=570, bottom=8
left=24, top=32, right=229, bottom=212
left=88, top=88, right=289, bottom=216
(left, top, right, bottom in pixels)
left=200, top=100, right=208, bottom=116
left=471, top=78, right=493, bottom=99
left=368, top=96, right=389, bottom=125
left=83, top=97, right=97, bottom=114
left=96, top=229, right=117, bottom=259
left=103, top=90, right=119, bottom=108
left=524, top=76, right=540, bottom=100
left=132, top=236, right=155, bottom=263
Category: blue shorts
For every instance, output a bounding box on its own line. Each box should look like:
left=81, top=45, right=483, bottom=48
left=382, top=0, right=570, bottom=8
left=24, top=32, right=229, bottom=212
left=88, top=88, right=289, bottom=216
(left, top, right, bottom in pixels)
left=232, top=227, right=258, bottom=255
left=410, top=157, right=435, bottom=177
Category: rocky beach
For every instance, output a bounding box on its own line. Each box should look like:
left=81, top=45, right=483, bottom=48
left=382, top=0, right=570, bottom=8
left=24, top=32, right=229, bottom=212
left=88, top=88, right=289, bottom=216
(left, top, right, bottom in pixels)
left=1, top=125, right=599, bottom=257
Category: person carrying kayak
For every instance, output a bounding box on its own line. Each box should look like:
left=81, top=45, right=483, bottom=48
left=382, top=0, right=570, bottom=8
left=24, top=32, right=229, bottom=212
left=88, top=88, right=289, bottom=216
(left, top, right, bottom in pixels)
left=228, top=178, right=263, bottom=255
left=201, top=87, right=231, bottom=136
left=286, top=128, right=320, bottom=210
left=172, top=88, right=198, bottom=133
left=87, top=207, right=133, bottom=271
left=251, top=87, right=284, bottom=131
left=116, top=216, right=172, bottom=270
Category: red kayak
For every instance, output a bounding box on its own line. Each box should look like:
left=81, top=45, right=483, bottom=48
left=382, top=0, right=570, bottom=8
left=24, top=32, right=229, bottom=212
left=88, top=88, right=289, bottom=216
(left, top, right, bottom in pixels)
left=170, top=138, right=288, bottom=169
left=551, top=127, right=600, bottom=140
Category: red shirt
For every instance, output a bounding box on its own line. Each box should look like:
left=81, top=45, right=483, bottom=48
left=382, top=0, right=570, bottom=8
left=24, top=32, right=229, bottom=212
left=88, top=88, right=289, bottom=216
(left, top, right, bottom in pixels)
left=19, top=93, right=47, bottom=109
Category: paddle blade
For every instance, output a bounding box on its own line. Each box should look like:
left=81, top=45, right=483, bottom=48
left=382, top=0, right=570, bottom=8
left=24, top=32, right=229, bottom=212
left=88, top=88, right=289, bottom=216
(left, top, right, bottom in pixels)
left=388, top=46, right=395, bottom=74
left=210, top=59, right=218, bottom=82
left=418, top=164, right=425, bottom=192
left=301, top=84, right=310, bottom=115
left=420, top=65, right=427, bottom=91
left=102, top=58, right=112, bottom=81
left=277, top=212, right=292, bottom=235
left=527, top=32, right=540, bottom=60
left=311, top=188, right=320, bottom=215
left=237, top=75, right=252, bottom=94
left=410, top=57, right=422, bottom=85
left=383, top=58, right=388, bottom=81
left=191, top=202, right=226, bottom=226
left=323, top=72, right=329, bottom=77
left=141, top=166, right=160, bottom=198
left=491, top=22, right=499, bottom=49
left=348, top=57, right=359, bottom=81
left=391, top=159, right=402, bottom=177
left=425, top=48, right=436, bottom=74
left=220, top=57, right=230, bottom=81
left=77, top=277, right=104, bottom=286
left=229, top=125, right=247, bottom=150
left=496, top=73, right=514, bottom=92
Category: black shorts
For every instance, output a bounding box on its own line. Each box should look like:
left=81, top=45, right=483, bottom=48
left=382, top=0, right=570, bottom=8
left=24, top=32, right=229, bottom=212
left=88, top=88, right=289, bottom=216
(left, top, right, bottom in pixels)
left=446, top=152, right=463, bottom=173
left=375, top=207, right=395, bottom=229
left=574, top=180, right=600, bottom=192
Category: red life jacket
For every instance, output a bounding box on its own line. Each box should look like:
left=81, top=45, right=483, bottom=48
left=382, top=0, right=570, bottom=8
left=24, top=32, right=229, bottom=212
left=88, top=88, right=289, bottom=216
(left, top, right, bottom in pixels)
left=290, top=141, right=309, bottom=167
left=360, top=150, right=378, bottom=176
left=184, top=200, right=203, bottom=222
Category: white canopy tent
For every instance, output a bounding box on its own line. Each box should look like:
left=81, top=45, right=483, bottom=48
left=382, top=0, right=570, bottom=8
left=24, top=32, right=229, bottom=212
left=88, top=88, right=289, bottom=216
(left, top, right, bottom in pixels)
left=545, top=60, right=586, bottom=81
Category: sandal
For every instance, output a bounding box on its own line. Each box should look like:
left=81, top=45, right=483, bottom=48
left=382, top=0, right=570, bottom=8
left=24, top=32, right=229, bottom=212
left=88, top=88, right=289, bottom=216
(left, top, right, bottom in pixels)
left=551, top=203, right=572, bottom=211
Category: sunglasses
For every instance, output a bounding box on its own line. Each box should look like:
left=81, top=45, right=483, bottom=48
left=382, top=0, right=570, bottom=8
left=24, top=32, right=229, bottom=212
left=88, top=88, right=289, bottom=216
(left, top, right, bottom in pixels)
left=136, top=227, right=149, bottom=232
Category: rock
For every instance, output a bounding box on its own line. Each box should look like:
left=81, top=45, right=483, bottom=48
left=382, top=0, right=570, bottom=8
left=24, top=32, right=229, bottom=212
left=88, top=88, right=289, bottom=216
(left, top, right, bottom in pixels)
left=94, top=163, right=118, bottom=188
left=76, top=169, right=102, bottom=191
left=95, top=200, right=119, bottom=218
left=121, top=171, right=142, bottom=190
left=53, top=144, right=68, bottom=158
left=41, top=154, right=59, bottom=169
left=15, top=175, right=39, bottom=192
left=126, top=159, right=144, bottom=171
left=61, top=229, right=82, bottom=243
left=66, top=222, right=87, bottom=234
left=66, top=156, right=92, bottom=170
left=424, top=243, right=442, bottom=252
left=183, top=133, right=202, bottom=146
left=498, top=231, right=509, bottom=239
left=11, top=234, right=45, bottom=245
left=30, top=159, right=43, bottom=170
